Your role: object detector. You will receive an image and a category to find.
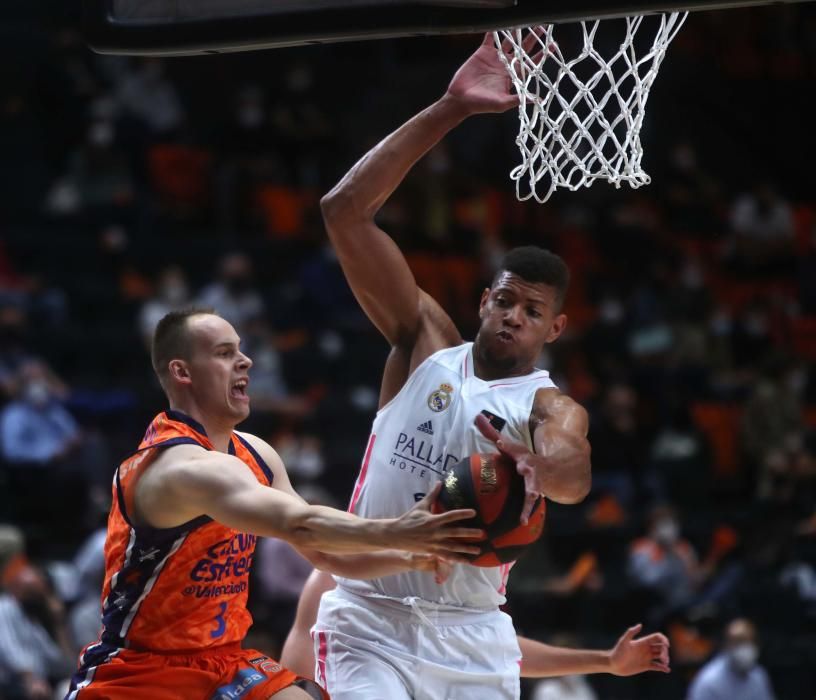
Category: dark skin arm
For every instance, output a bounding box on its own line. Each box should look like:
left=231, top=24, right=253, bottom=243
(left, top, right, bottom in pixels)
left=529, top=389, right=591, bottom=505
left=321, top=34, right=541, bottom=406
left=476, top=388, right=591, bottom=520
left=322, top=33, right=590, bottom=509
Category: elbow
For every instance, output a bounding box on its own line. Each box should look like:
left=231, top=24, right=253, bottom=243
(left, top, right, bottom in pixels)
left=551, top=457, right=592, bottom=505
left=283, top=508, right=322, bottom=550
left=320, top=188, right=359, bottom=230
left=555, top=480, right=590, bottom=505
left=572, top=471, right=592, bottom=504
left=573, top=458, right=592, bottom=503
left=298, top=548, right=332, bottom=572
left=289, top=528, right=321, bottom=552
left=571, top=459, right=592, bottom=503
left=571, top=444, right=592, bottom=503
left=320, top=177, right=379, bottom=233
left=319, top=189, right=342, bottom=220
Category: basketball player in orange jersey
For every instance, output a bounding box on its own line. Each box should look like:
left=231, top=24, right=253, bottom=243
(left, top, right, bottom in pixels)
left=306, top=33, right=670, bottom=699
left=66, top=308, right=484, bottom=700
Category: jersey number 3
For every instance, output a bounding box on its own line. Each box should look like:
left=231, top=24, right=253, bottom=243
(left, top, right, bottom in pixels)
left=211, top=602, right=227, bottom=639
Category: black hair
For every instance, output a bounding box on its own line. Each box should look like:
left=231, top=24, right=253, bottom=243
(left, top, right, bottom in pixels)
left=492, top=246, right=570, bottom=310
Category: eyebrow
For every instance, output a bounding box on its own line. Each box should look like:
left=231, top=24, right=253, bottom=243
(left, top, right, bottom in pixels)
left=213, top=340, right=240, bottom=349
left=525, top=298, right=551, bottom=307
left=497, top=288, right=550, bottom=307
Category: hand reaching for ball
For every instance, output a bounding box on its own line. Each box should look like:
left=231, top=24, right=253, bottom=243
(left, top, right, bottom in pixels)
left=475, top=413, right=542, bottom=525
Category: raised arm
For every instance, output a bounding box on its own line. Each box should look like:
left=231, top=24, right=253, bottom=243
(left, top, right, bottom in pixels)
left=320, top=34, right=520, bottom=348
left=133, top=444, right=481, bottom=556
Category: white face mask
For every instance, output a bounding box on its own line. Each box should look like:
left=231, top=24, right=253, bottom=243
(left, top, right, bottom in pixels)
left=653, top=519, right=679, bottom=546
left=729, top=643, right=759, bottom=672
left=23, top=380, right=50, bottom=407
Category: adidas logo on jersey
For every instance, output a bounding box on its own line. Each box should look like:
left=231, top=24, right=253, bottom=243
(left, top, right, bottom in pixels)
left=417, top=420, right=434, bottom=435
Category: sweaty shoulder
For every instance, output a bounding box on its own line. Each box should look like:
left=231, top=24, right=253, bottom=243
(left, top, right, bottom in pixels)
left=532, top=388, right=587, bottom=422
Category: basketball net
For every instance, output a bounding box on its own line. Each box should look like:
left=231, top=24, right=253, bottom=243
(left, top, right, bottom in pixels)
left=495, top=13, right=687, bottom=202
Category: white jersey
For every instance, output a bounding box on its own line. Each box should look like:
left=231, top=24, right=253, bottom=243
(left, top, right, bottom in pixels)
left=337, top=342, right=557, bottom=611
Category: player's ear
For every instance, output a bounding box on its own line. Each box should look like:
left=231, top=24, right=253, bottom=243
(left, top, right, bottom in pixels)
left=478, top=288, right=491, bottom=318
left=546, top=313, right=567, bottom=343
left=168, top=359, right=192, bottom=384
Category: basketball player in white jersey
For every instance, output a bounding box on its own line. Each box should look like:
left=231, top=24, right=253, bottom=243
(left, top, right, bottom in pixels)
left=283, top=570, right=670, bottom=685
left=306, top=33, right=669, bottom=699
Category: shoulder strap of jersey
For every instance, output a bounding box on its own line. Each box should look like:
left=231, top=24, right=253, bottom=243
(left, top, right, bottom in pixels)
left=115, top=411, right=213, bottom=535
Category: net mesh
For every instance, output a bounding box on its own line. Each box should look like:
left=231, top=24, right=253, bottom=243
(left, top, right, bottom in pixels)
left=494, top=13, right=688, bottom=202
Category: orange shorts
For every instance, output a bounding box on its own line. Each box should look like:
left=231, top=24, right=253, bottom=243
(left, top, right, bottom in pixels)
left=67, top=640, right=327, bottom=700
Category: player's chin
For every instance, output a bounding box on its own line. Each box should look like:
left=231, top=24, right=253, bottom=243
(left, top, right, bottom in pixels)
left=227, top=395, right=251, bottom=418
left=484, top=337, right=523, bottom=365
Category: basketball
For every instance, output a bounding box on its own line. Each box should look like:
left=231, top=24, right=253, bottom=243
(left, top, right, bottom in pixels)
left=433, top=453, right=546, bottom=567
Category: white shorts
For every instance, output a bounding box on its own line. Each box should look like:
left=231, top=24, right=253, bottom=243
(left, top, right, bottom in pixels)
left=312, top=586, right=521, bottom=700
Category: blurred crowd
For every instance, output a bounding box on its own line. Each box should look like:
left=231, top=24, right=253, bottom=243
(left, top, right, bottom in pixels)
left=0, top=2, right=815, bottom=698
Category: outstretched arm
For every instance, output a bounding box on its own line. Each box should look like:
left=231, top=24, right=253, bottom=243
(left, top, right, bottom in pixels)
left=134, top=444, right=482, bottom=556
left=321, top=34, right=524, bottom=349
left=233, top=432, right=466, bottom=578
left=519, top=626, right=670, bottom=678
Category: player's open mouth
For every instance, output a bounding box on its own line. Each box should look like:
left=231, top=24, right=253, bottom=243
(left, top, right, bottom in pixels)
left=496, top=330, right=515, bottom=343
left=231, top=378, right=249, bottom=400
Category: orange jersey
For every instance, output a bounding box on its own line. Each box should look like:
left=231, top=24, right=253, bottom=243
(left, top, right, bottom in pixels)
left=68, top=643, right=311, bottom=700
left=98, top=410, right=272, bottom=653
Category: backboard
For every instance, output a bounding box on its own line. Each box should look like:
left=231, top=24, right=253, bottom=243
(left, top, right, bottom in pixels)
left=83, top=0, right=813, bottom=56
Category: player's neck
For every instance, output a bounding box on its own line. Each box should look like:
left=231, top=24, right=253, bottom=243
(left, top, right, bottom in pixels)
left=167, top=401, right=235, bottom=452
left=471, top=339, right=535, bottom=381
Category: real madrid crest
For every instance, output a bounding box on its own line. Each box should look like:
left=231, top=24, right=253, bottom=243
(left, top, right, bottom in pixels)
left=427, top=382, right=454, bottom=413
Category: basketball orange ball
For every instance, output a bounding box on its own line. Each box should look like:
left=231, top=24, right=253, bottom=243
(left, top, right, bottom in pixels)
left=433, top=452, right=546, bottom=567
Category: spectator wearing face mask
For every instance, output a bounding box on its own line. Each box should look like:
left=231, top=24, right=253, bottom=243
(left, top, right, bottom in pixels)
left=0, top=359, right=79, bottom=466
left=628, top=504, right=701, bottom=612
left=138, top=264, right=192, bottom=346
left=0, top=564, right=74, bottom=700
left=0, top=360, right=86, bottom=529
left=686, top=618, right=776, bottom=700
left=196, top=251, right=265, bottom=336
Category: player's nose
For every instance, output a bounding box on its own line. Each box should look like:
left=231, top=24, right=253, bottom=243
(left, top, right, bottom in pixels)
left=503, top=304, right=523, bottom=326
left=237, top=352, right=252, bottom=369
